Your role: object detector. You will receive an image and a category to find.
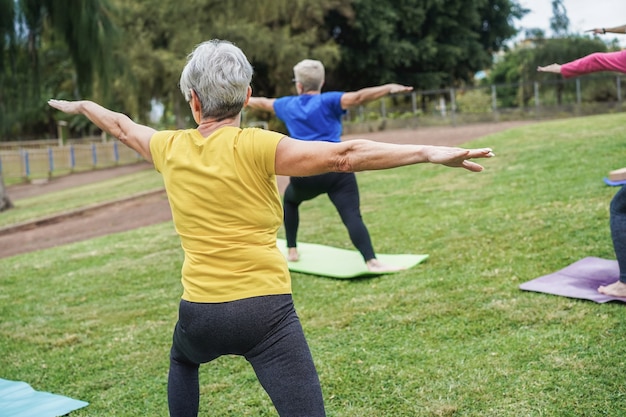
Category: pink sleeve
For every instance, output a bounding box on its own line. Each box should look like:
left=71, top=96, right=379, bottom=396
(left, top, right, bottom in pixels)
left=561, top=50, right=626, bottom=78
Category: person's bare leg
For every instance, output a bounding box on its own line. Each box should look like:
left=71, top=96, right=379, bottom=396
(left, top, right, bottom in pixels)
left=366, top=258, right=405, bottom=273
left=598, top=281, right=626, bottom=297
left=537, top=63, right=562, bottom=74
left=287, top=247, right=299, bottom=262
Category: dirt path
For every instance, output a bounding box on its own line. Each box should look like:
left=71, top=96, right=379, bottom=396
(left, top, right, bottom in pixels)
left=0, top=121, right=532, bottom=259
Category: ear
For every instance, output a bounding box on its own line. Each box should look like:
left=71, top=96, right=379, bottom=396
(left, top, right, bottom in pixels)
left=190, top=89, right=202, bottom=111
left=243, top=86, right=252, bottom=106
left=189, top=89, right=202, bottom=124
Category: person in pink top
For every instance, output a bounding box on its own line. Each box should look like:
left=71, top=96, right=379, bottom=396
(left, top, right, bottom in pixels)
left=537, top=24, right=626, bottom=77
left=537, top=24, right=626, bottom=298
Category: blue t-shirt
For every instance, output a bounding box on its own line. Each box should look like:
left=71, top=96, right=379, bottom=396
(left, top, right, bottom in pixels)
left=273, top=92, right=346, bottom=143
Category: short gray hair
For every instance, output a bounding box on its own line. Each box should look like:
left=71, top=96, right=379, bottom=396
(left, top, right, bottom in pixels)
left=179, top=39, right=253, bottom=121
left=293, top=59, right=324, bottom=92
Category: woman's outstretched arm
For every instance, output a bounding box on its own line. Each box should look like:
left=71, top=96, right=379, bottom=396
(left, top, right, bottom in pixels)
left=48, top=100, right=156, bottom=163
left=275, top=136, right=494, bottom=177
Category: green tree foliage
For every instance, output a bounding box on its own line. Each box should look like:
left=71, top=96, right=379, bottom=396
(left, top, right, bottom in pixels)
left=106, top=0, right=196, bottom=127
left=2, top=0, right=526, bottom=137
left=0, top=0, right=117, bottom=211
left=109, top=0, right=352, bottom=128
left=549, top=0, right=569, bottom=36
left=0, top=0, right=117, bottom=139
left=228, top=0, right=353, bottom=97
left=109, top=0, right=525, bottom=127
left=326, top=0, right=527, bottom=91
left=0, top=0, right=15, bottom=71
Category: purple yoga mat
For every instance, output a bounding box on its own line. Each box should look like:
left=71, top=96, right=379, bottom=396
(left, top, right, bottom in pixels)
left=519, top=257, right=626, bottom=303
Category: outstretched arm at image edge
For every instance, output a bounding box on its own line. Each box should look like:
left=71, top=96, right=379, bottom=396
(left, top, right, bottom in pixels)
left=275, top=137, right=494, bottom=177
left=538, top=51, right=626, bottom=78
left=48, top=99, right=156, bottom=163
left=587, top=24, right=626, bottom=35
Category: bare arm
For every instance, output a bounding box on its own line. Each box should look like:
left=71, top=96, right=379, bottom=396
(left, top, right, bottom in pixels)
left=537, top=63, right=562, bottom=74
left=48, top=99, right=156, bottom=163
left=587, top=24, right=626, bottom=35
left=340, top=84, right=414, bottom=110
left=275, top=137, right=494, bottom=177
left=246, top=97, right=277, bottom=113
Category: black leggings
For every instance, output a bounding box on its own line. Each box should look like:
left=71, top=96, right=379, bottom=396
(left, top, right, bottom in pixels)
left=610, top=185, right=626, bottom=283
left=283, top=172, right=376, bottom=261
left=167, top=295, right=325, bottom=417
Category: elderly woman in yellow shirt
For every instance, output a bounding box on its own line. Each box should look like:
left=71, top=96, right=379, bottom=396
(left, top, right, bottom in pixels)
left=49, top=39, right=494, bottom=417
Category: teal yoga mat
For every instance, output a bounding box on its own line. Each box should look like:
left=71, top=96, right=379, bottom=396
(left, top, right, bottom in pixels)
left=276, top=238, right=428, bottom=278
left=0, top=378, right=88, bottom=417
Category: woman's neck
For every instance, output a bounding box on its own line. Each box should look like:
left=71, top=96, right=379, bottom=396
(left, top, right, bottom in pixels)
left=196, top=116, right=240, bottom=137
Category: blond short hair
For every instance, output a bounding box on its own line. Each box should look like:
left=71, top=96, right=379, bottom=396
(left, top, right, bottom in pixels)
left=293, top=59, right=324, bottom=92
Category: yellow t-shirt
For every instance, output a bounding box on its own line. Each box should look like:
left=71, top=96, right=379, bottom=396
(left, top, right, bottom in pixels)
left=150, top=126, right=290, bottom=302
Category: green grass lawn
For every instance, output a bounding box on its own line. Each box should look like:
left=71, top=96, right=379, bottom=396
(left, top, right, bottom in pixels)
left=0, top=169, right=164, bottom=228
left=1, top=114, right=626, bottom=416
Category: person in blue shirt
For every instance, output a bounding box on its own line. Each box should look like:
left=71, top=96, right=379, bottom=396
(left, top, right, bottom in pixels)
left=248, top=59, right=413, bottom=272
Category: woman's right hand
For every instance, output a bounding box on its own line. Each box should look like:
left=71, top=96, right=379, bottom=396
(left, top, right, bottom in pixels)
left=537, top=64, right=562, bottom=74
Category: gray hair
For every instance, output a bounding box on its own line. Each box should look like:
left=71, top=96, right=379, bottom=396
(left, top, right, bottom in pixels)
left=293, top=59, right=324, bottom=92
left=179, top=39, right=253, bottom=121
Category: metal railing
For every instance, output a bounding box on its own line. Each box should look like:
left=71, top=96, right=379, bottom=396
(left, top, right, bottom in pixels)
left=337, top=73, right=626, bottom=133
left=0, top=141, right=143, bottom=183
left=3, top=73, right=625, bottom=184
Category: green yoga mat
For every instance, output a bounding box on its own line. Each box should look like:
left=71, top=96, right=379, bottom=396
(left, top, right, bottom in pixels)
left=276, top=238, right=428, bottom=278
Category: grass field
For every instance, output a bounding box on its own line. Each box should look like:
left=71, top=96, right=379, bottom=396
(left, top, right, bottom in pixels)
left=1, top=114, right=626, bottom=416
left=0, top=169, right=164, bottom=228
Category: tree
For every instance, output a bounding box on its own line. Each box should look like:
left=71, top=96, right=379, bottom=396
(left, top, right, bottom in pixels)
left=326, top=0, right=527, bottom=92
left=0, top=176, right=12, bottom=211
left=0, top=0, right=117, bottom=212
left=550, top=0, right=569, bottom=37
left=0, top=0, right=117, bottom=138
left=105, top=0, right=352, bottom=129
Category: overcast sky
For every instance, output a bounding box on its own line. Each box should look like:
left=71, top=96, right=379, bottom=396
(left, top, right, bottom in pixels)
left=516, top=0, right=626, bottom=45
